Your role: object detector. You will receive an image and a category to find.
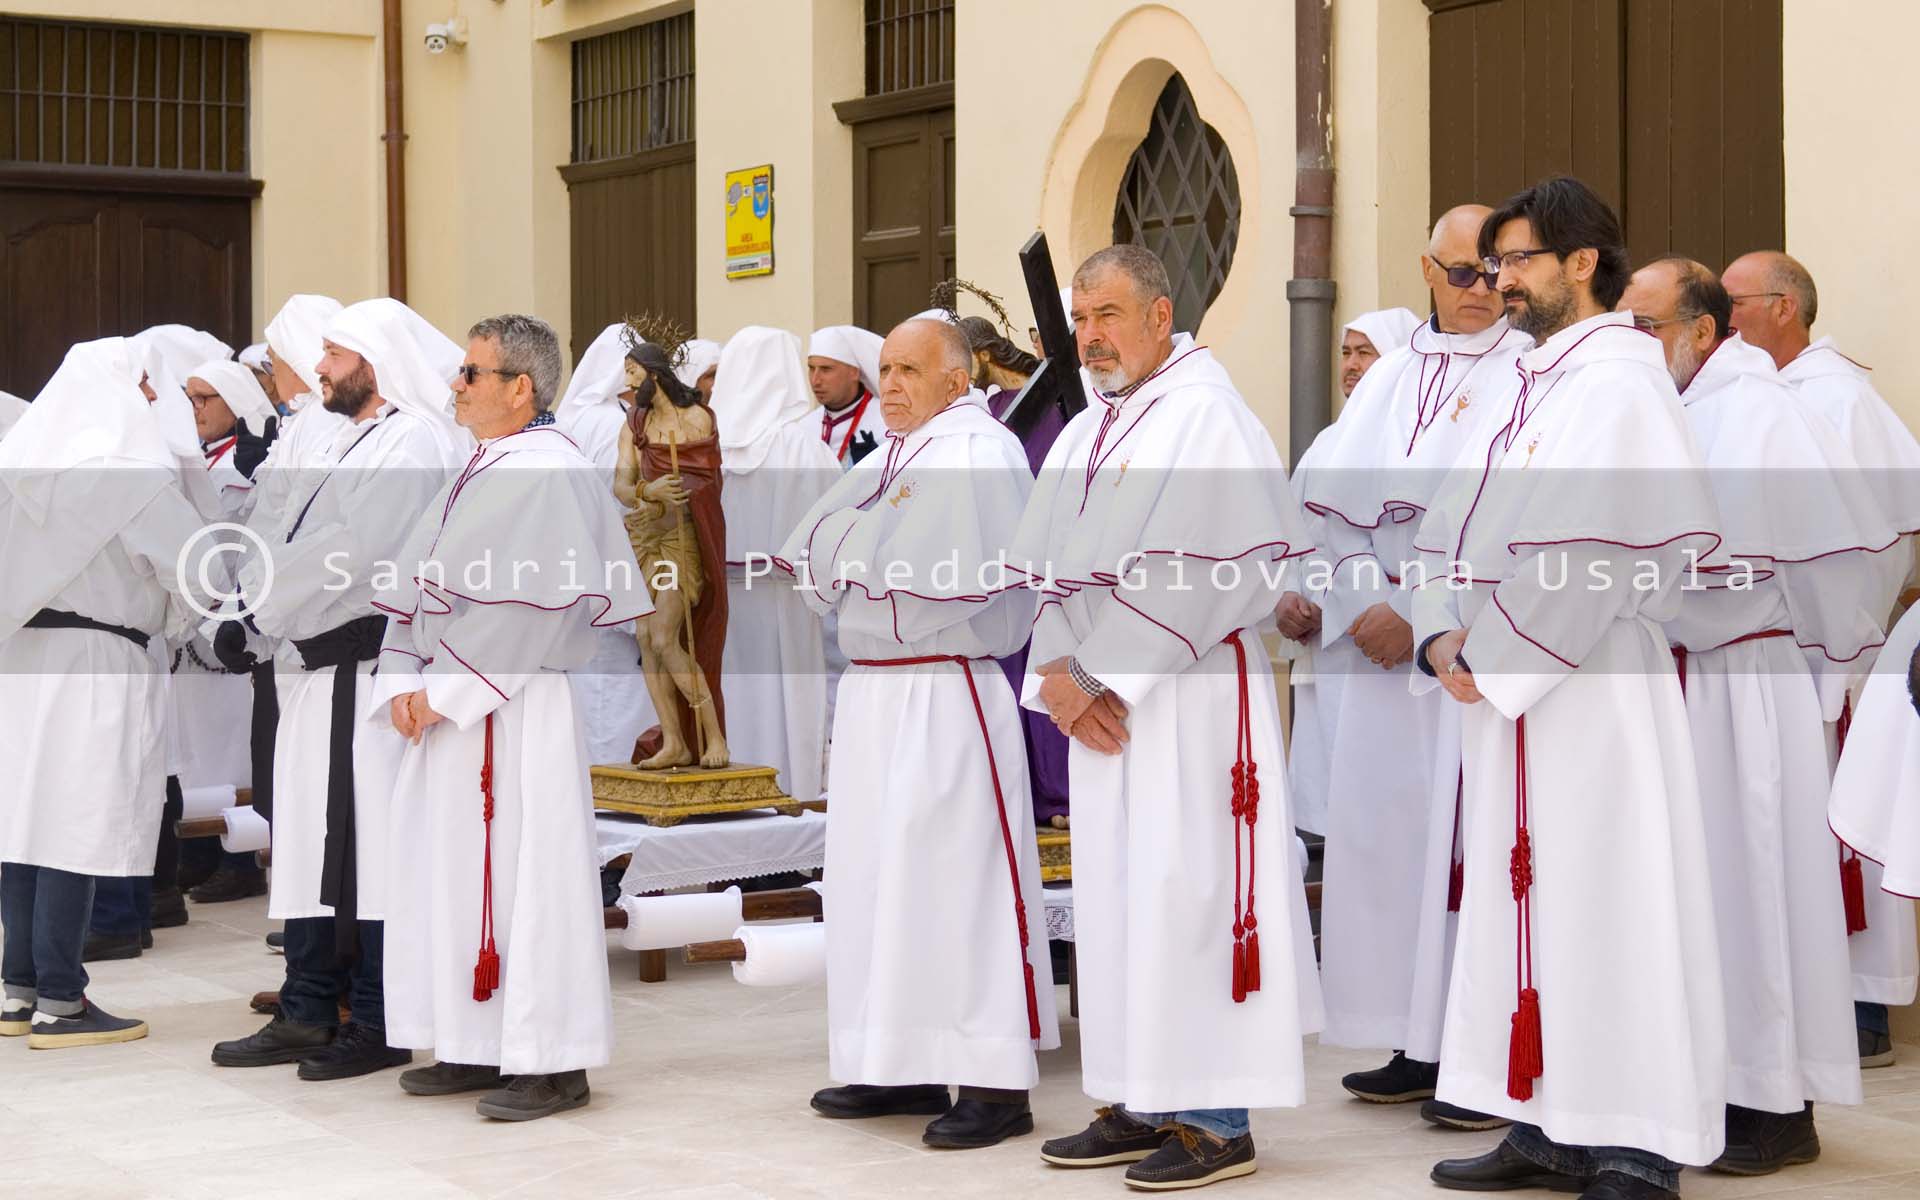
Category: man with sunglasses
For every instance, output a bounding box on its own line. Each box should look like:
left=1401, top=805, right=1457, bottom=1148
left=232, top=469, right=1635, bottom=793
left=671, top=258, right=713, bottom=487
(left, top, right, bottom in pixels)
left=1413, top=177, right=1726, bottom=1200
left=1304, top=205, right=1531, bottom=1135
left=1726, top=251, right=1920, bottom=1070
left=211, top=298, right=464, bottom=1083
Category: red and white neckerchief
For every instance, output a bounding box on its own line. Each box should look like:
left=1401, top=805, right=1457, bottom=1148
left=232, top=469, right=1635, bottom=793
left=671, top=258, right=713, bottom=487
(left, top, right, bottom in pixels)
left=822, top=389, right=875, bottom=460
left=203, top=434, right=238, bottom=470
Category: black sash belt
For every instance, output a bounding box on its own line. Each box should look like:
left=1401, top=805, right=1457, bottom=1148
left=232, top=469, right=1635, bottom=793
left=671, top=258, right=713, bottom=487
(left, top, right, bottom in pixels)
left=249, top=662, right=279, bottom=826
left=294, top=614, right=387, bottom=959
left=25, top=608, right=150, bottom=651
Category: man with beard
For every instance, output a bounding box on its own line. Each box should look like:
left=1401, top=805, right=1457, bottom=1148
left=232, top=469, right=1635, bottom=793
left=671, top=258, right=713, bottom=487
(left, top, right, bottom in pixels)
left=809, top=325, right=887, bottom=468
left=210, top=298, right=464, bottom=1081
left=1019, top=246, right=1322, bottom=1190
left=1621, top=257, right=1884, bottom=1176
left=1724, top=250, right=1920, bottom=1067
left=1305, top=206, right=1532, bottom=1133
left=1415, top=178, right=1725, bottom=1200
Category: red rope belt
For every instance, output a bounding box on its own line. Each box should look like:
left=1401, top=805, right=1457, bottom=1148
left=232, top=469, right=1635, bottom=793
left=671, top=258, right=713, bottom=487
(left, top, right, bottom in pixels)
left=1226, top=632, right=1261, bottom=1003
left=849, top=654, right=1042, bottom=1039
left=1447, top=767, right=1464, bottom=913
left=1507, top=713, right=1541, bottom=1101
left=472, top=712, right=502, bottom=1002
left=1837, top=694, right=1869, bottom=934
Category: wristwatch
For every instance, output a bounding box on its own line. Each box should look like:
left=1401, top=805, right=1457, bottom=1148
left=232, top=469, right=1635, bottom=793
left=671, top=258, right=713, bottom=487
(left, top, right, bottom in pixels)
left=1067, top=657, right=1109, bottom=700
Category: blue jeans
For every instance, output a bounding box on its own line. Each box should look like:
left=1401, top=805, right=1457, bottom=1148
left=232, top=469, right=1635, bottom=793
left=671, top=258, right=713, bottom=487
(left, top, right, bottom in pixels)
left=1506, top=1123, right=1679, bottom=1191
left=0, top=862, right=96, bottom=1014
left=1857, top=1001, right=1890, bottom=1036
left=1120, top=1106, right=1250, bottom=1141
left=90, top=876, right=151, bottom=937
left=280, top=916, right=386, bottom=1030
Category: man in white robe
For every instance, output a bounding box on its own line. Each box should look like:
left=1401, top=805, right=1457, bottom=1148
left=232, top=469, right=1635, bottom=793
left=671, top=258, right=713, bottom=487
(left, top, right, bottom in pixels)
left=677, top=337, right=722, bottom=402
left=1018, top=245, right=1322, bottom=1191
left=1725, top=250, right=1920, bottom=1066
left=1831, top=605, right=1920, bottom=910
left=0, top=339, right=207, bottom=1047
left=1415, top=179, right=1725, bottom=1200
left=1279, top=306, right=1422, bottom=840
left=1623, top=258, right=1886, bottom=1175
left=809, top=325, right=887, bottom=468
left=1307, top=208, right=1533, bottom=1125
left=210, top=298, right=464, bottom=1081
left=552, top=323, right=657, bottom=764
left=779, top=318, right=1059, bottom=1150
left=370, top=314, right=645, bottom=1118
left=711, top=327, right=839, bottom=806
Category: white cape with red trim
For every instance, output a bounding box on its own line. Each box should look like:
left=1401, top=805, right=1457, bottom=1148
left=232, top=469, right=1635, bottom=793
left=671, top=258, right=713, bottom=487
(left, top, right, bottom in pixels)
left=1664, top=335, right=1876, bottom=1113
left=1832, top=602, right=1920, bottom=915
left=782, top=397, right=1058, bottom=1087
left=1411, top=312, right=1728, bottom=1163
left=1015, top=339, right=1323, bottom=1111
left=365, top=424, right=646, bottom=1074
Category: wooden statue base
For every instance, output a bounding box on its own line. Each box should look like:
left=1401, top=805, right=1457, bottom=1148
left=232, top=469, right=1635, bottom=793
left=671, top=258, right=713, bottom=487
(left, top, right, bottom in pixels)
left=1037, top=826, right=1072, bottom=882
left=591, top=762, right=819, bottom=826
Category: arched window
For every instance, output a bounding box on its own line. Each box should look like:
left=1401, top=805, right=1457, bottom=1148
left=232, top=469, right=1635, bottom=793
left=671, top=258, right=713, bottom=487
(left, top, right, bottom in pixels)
left=1112, top=73, right=1242, bottom=334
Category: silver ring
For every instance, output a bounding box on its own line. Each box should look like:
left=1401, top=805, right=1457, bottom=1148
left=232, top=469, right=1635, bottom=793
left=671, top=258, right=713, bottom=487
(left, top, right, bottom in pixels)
left=1446, top=660, right=1460, bottom=676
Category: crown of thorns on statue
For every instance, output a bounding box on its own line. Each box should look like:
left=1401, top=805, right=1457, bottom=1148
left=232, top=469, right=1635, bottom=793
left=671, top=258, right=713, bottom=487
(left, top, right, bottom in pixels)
left=621, top=312, right=690, bottom=368
left=929, top=278, right=1015, bottom=336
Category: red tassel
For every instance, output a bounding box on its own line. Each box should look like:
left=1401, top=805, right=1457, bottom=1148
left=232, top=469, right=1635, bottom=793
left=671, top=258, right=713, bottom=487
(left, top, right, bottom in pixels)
left=1507, top=987, right=1542, bottom=1101
left=1842, top=854, right=1869, bottom=935
left=1243, top=930, right=1261, bottom=993
left=1231, top=939, right=1247, bottom=1003
left=472, top=947, right=500, bottom=1002
left=1023, top=962, right=1041, bottom=1039
left=1447, top=861, right=1464, bottom=913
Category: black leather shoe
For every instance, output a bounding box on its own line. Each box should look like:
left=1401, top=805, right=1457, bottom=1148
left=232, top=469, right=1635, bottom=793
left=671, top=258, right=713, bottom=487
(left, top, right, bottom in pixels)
left=150, top=888, right=189, bottom=929
left=190, top=864, right=267, bottom=904
left=1431, top=1142, right=1588, bottom=1192
left=1579, top=1171, right=1677, bottom=1199
left=923, top=1099, right=1035, bottom=1149
left=296, top=1022, right=411, bottom=1081
left=1709, top=1103, right=1820, bottom=1175
left=212, top=1017, right=335, bottom=1067
left=82, top=932, right=143, bottom=962
left=476, top=1070, right=591, bottom=1121
left=1123, top=1126, right=1256, bottom=1191
left=401, top=1061, right=504, bottom=1096
left=1421, top=1098, right=1513, bottom=1131
left=809, top=1083, right=951, bottom=1119
left=1041, top=1107, right=1167, bottom=1168
left=1342, top=1051, right=1439, bottom=1103
left=1860, top=1026, right=1895, bottom=1068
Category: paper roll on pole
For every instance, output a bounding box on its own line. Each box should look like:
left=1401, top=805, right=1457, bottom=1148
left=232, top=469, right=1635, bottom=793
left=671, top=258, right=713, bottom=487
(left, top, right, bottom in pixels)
left=615, top=886, right=744, bottom=951
left=220, top=806, right=271, bottom=853
left=729, top=923, right=828, bottom=987
left=182, top=784, right=238, bottom=820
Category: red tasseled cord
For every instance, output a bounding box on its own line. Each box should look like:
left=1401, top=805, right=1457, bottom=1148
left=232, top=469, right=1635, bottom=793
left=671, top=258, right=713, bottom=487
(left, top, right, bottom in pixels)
left=1227, top=633, right=1261, bottom=1002
left=1506, top=714, right=1542, bottom=1102
left=472, top=713, right=502, bottom=1002
left=1841, top=850, right=1869, bottom=935
left=1447, top=771, right=1465, bottom=913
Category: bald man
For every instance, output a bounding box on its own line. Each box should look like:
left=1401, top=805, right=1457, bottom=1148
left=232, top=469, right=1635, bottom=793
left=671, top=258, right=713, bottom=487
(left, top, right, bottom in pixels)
left=1301, top=205, right=1533, bottom=1130
left=1726, top=251, right=1920, bottom=1067
left=1623, top=258, right=1882, bottom=1174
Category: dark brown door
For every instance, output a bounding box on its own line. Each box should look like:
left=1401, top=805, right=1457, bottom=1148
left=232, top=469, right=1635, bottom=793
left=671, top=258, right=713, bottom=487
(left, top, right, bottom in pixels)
left=563, top=145, right=697, bottom=364
left=0, top=186, right=250, bottom=396
left=1427, top=0, right=1782, bottom=269
left=847, top=101, right=955, bottom=332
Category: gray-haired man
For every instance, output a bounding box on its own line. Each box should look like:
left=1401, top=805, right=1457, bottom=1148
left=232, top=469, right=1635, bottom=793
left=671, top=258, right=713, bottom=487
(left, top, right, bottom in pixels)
left=369, top=315, right=654, bottom=1120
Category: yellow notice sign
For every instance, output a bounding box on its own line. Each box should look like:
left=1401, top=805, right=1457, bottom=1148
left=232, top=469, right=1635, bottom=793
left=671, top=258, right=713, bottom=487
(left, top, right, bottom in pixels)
left=724, top=165, right=774, bottom=279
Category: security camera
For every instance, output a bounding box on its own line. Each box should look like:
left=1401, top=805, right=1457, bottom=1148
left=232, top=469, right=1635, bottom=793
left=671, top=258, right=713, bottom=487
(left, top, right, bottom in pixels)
left=425, top=17, right=468, bottom=54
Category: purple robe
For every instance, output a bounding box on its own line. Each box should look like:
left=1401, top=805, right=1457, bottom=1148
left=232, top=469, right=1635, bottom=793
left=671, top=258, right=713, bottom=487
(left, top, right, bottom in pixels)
left=988, top=383, right=1072, bottom=824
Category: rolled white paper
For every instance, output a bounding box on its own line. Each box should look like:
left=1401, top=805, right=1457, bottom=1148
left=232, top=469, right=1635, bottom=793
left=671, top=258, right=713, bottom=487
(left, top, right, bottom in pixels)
left=731, top=922, right=827, bottom=987
left=182, top=784, right=238, bottom=820
left=616, top=886, right=744, bottom=951
left=220, top=806, right=271, bottom=853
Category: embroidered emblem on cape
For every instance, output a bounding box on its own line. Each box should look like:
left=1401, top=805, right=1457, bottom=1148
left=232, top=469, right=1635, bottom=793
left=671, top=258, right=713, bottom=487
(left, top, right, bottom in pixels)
left=1523, top=432, right=1542, bottom=467
left=1450, top=392, right=1472, bottom=422
left=888, top=481, right=915, bottom=509
left=1115, top=458, right=1131, bottom=487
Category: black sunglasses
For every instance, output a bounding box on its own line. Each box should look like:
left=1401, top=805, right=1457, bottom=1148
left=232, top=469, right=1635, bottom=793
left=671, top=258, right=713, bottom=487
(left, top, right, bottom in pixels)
left=457, top=363, right=523, bottom=386
left=1439, top=263, right=1499, bottom=290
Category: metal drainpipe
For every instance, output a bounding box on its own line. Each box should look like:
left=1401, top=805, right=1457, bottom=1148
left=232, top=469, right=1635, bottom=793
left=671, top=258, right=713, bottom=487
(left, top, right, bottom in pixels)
left=382, top=0, right=408, bottom=301
left=1286, top=0, right=1335, bottom=469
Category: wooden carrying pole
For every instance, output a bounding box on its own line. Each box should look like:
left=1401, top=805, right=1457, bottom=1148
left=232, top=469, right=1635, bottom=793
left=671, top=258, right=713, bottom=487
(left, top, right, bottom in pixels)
left=667, top=429, right=706, bottom=763
left=603, top=886, right=823, bottom=930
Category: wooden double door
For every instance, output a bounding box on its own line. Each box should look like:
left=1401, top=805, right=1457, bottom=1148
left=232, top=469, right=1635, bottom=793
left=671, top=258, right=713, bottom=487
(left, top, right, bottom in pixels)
left=0, top=179, right=252, bottom=398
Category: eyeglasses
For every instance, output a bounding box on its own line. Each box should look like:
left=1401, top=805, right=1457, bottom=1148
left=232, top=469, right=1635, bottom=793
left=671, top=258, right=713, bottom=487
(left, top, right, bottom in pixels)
left=1439, top=263, right=1499, bottom=290
left=1631, top=315, right=1693, bottom=333
left=1481, top=248, right=1556, bottom=275
left=1727, top=291, right=1785, bottom=306
left=457, top=363, right=523, bottom=386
